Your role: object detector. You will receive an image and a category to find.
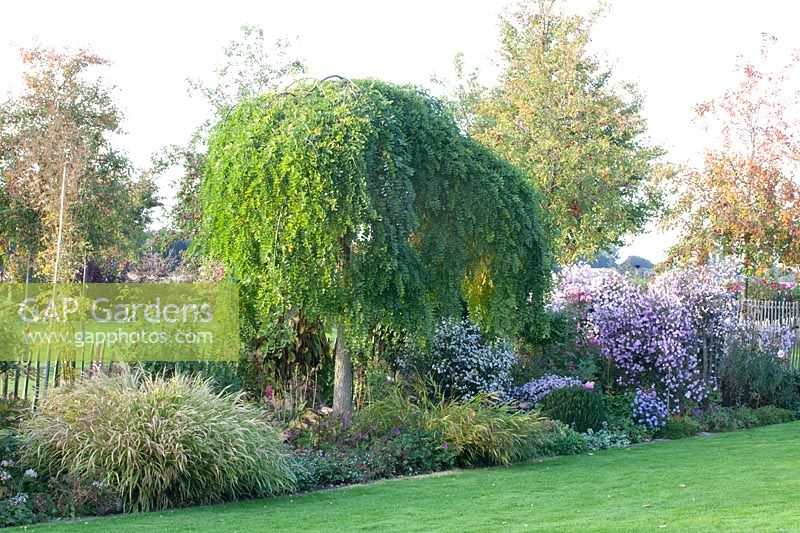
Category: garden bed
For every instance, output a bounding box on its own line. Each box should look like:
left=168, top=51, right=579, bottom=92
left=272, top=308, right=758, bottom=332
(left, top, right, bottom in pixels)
left=31, top=422, right=800, bottom=531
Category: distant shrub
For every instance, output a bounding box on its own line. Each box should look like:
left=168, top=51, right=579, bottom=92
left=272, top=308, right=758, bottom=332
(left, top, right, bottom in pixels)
left=538, top=385, right=606, bottom=433
left=289, top=418, right=456, bottom=492
left=696, top=406, right=759, bottom=433
left=776, top=369, right=800, bottom=414
left=517, top=309, right=603, bottom=383
left=0, top=431, right=119, bottom=527
left=657, top=415, right=700, bottom=439
left=376, top=428, right=456, bottom=476
left=291, top=448, right=390, bottom=492
left=752, top=406, right=796, bottom=426
left=718, top=332, right=790, bottom=408
left=604, top=392, right=636, bottom=427
left=0, top=399, right=27, bottom=430
left=20, top=372, right=295, bottom=512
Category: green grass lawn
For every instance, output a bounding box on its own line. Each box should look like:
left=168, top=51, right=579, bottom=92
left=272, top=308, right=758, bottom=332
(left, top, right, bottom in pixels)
left=32, top=422, right=800, bottom=532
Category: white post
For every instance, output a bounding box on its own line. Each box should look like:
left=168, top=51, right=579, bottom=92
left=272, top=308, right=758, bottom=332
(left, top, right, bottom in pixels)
left=53, top=165, right=68, bottom=287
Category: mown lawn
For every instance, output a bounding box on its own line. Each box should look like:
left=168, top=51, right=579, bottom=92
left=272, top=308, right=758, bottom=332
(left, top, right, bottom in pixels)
left=32, top=422, right=800, bottom=532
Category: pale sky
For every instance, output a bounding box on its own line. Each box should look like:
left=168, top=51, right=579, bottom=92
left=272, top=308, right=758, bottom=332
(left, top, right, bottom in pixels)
left=2, top=0, right=799, bottom=263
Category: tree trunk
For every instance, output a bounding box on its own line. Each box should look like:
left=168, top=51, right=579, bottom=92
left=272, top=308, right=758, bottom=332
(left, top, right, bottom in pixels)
left=332, top=324, right=353, bottom=416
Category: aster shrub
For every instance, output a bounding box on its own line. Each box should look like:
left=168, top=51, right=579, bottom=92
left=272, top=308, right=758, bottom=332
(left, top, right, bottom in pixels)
left=511, top=374, right=583, bottom=408
left=428, top=319, right=516, bottom=400
left=632, top=388, right=669, bottom=429
left=549, top=262, right=747, bottom=412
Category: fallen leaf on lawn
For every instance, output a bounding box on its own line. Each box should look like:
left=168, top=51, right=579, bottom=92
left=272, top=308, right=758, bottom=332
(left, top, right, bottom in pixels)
left=643, top=503, right=652, bottom=508
left=659, top=525, right=667, bottom=528
left=679, top=484, right=686, bottom=488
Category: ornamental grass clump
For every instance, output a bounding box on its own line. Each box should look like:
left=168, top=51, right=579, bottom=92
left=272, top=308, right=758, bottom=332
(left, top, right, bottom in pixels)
left=19, top=372, right=295, bottom=512
left=354, top=387, right=545, bottom=466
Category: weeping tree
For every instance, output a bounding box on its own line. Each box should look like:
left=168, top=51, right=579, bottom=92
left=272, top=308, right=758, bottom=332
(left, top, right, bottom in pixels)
left=200, top=78, right=549, bottom=414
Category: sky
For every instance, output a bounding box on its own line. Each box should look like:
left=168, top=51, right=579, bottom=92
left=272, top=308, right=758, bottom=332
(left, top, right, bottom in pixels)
left=2, top=0, right=799, bottom=263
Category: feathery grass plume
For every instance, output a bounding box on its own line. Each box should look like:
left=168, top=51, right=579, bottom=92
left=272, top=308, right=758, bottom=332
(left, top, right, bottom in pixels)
left=20, top=370, right=295, bottom=512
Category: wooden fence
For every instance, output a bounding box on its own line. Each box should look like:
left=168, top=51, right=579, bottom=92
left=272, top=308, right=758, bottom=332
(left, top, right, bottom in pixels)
left=0, top=343, right=115, bottom=405
left=738, top=299, right=800, bottom=368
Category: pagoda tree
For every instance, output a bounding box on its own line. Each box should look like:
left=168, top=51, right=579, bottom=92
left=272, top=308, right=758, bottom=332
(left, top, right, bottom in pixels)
left=200, top=78, right=550, bottom=414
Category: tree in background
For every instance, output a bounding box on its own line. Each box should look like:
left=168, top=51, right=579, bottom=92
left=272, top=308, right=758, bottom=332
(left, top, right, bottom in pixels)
left=663, top=35, right=800, bottom=275
left=0, top=47, right=157, bottom=282
left=153, top=25, right=305, bottom=244
left=439, top=0, right=666, bottom=265
left=201, top=79, right=550, bottom=414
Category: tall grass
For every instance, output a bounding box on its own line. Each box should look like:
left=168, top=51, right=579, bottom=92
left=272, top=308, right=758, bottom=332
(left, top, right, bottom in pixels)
left=355, top=387, right=545, bottom=466
left=19, top=371, right=295, bottom=512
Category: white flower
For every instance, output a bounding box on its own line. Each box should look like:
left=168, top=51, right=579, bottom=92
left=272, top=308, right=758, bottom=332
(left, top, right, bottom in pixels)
left=777, top=349, right=787, bottom=360
left=9, top=492, right=28, bottom=506
left=0, top=470, right=11, bottom=482
left=0, top=460, right=12, bottom=468
left=23, top=469, right=37, bottom=479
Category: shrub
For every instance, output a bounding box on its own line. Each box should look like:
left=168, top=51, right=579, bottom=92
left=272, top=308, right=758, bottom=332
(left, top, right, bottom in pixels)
left=657, top=416, right=700, bottom=439
left=289, top=421, right=455, bottom=493
left=532, top=421, right=587, bottom=456
left=752, top=406, right=796, bottom=426
left=538, top=385, right=606, bottom=433
left=604, top=392, right=636, bottom=427
left=718, top=332, right=790, bottom=408
left=426, top=319, right=516, bottom=400
left=291, top=448, right=389, bottom=492
left=0, top=430, right=119, bottom=527
left=376, top=428, right=456, bottom=476
left=512, top=374, right=583, bottom=408
left=550, top=262, right=740, bottom=411
left=632, top=388, right=669, bottom=429
left=518, top=309, right=604, bottom=383
left=581, top=426, right=631, bottom=451
left=355, top=388, right=545, bottom=466
left=0, top=399, right=27, bottom=430
left=776, top=369, right=800, bottom=414
left=20, top=372, right=295, bottom=512
left=695, top=407, right=759, bottom=432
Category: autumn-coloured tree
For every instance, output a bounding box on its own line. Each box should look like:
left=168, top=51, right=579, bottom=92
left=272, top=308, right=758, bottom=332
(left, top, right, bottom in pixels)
left=0, top=47, right=157, bottom=282
left=440, top=0, right=666, bottom=264
left=664, top=35, right=800, bottom=274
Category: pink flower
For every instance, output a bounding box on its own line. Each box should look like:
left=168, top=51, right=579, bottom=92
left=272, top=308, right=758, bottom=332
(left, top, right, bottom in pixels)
left=583, top=381, right=595, bottom=391
left=264, top=384, right=274, bottom=401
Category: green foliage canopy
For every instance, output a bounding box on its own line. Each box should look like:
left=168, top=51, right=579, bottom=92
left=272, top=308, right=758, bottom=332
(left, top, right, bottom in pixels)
left=440, top=0, right=667, bottom=264
left=201, top=78, right=549, bottom=346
